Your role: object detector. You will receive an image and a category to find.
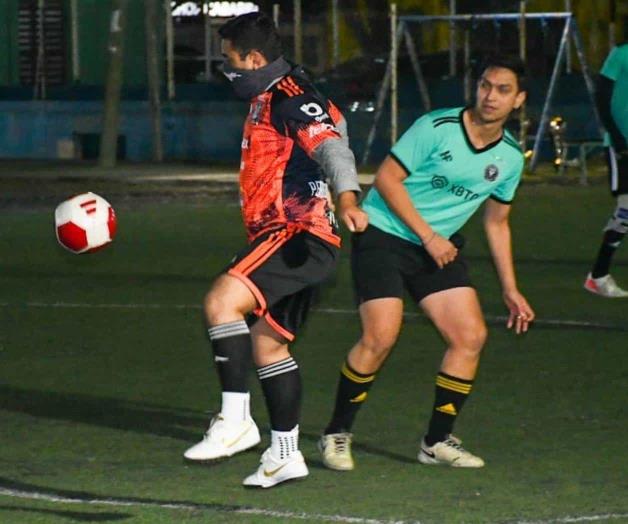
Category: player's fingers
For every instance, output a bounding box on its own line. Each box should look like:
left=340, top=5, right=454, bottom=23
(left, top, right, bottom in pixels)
left=342, top=214, right=356, bottom=232
left=355, top=214, right=369, bottom=232
left=515, top=312, right=529, bottom=334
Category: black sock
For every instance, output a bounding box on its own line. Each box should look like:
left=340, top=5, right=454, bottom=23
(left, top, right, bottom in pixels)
left=425, top=372, right=473, bottom=446
left=324, top=361, right=376, bottom=435
left=257, top=357, right=301, bottom=431
left=207, top=321, right=252, bottom=393
left=591, top=230, right=625, bottom=278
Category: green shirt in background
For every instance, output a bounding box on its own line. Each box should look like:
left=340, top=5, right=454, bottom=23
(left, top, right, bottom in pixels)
left=600, top=43, right=628, bottom=146
left=362, top=107, right=524, bottom=245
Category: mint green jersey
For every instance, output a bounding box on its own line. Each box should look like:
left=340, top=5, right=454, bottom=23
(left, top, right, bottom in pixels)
left=600, top=43, right=628, bottom=146
left=362, top=107, right=524, bottom=245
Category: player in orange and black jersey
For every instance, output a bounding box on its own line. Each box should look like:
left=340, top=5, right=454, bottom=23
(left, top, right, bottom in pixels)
left=183, top=12, right=368, bottom=488
left=238, top=63, right=349, bottom=246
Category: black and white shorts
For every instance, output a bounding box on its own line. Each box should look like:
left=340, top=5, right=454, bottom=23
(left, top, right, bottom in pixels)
left=351, top=225, right=473, bottom=305
left=227, top=228, right=339, bottom=341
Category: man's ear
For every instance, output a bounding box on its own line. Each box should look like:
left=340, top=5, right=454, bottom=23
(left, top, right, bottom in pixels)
left=249, top=50, right=268, bottom=70
left=514, top=90, right=527, bottom=110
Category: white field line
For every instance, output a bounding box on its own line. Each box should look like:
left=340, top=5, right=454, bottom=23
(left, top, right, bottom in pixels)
left=0, top=301, right=626, bottom=331
left=514, top=514, right=628, bottom=523
left=0, top=486, right=407, bottom=524
left=1, top=486, right=626, bottom=524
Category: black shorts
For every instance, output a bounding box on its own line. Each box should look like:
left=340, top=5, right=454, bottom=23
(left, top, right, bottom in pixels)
left=351, top=225, right=473, bottom=305
left=227, top=228, right=339, bottom=341
left=607, top=147, right=628, bottom=196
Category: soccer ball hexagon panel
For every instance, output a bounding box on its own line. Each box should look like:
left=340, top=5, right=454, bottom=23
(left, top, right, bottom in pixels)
left=54, top=192, right=117, bottom=254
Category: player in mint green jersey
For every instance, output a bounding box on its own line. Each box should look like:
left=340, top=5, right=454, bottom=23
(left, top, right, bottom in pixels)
left=319, top=55, right=535, bottom=470
left=584, top=43, right=628, bottom=298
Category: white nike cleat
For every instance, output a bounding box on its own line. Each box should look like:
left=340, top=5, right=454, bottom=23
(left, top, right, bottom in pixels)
left=418, top=435, right=485, bottom=468
left=318, top=433, right=354, bottom=471
left=184, top=414, right=261, bottom=461
left=584, top=273, right=628, bottom=298
left=242, top=448, right=309, bottom=488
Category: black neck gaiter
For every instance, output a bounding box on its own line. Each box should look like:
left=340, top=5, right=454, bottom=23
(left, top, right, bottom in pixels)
left=222, top=56, right=292, bottom=100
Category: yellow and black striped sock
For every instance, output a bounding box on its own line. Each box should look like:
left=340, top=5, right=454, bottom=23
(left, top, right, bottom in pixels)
left=324, top=361, right=376, bottom=434
left=425, top=372, right=473, bottom=446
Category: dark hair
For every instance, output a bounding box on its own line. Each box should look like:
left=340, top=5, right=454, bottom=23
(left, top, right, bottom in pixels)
left=218, top=12, right=283, bottom=62
left=477, top=54, right=527, bottom=91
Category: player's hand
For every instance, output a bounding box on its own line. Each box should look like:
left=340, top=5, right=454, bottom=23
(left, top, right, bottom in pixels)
left=503, top=289, right=535, bottom=334
left=337, top=191, right=369, bottom=233
left=424, top=234, right=458, bottom=269
left=340, top=205, right=369, bottom=233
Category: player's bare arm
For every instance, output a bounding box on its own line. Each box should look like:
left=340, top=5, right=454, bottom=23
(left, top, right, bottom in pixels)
left=374, top=155, right=458, bottom=268
left=483, top=198, right=535, bottom=333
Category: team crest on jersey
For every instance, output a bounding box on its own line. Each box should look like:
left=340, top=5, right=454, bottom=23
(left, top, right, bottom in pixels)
left=431, top=174, right=449, bottom=189
left=249, top=99, right=264, bottom=124
left=484, top=164, right=499, bottom=182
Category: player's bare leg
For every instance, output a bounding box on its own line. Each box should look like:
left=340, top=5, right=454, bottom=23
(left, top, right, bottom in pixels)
left=418, top=287, right=487, bottom=467
left=320, top=298, right=403, bottom=471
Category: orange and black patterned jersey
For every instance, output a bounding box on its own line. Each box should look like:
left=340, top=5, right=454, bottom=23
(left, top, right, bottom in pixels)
left=239, top=67, right=345, bottom=247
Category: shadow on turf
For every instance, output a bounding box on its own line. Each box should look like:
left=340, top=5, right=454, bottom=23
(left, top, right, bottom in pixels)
left=0, top=385, right=204, bottom=442
left=0, top=385, right=417, bottom=465
left=299, top=432, right=417, bottom=466
left=0, top=504, right=130, bottom=521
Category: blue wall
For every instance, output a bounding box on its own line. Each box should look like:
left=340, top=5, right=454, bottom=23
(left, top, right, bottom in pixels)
left=0, top=75, right=603, bottom=164
left=0, top=100, right=248, bottom=162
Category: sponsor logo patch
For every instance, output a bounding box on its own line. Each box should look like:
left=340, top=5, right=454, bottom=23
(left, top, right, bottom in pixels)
left=484, top=164, right=499, bottom=182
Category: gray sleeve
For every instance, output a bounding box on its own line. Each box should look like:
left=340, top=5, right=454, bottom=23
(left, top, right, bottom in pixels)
left=311, top=118, right=362, bottom=195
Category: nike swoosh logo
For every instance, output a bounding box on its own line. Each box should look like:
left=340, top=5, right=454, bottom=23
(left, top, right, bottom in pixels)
left=421, top=448, right=436, bottom=458
left=263, top=463, right=288, bottom=477
left=225, top=425, right=252, bottom=448
left=214, top=356, right=229, bottom=362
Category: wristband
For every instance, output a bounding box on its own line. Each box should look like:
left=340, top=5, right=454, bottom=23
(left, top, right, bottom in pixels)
left=423, top=232, right=436, bottom=246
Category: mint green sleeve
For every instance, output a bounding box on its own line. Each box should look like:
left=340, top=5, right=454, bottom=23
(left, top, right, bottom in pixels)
left=491, top=155, right=523, bottom=204
left=389, top=114, right=436, bottom=175
left=600, top=46, right=626, bottom=81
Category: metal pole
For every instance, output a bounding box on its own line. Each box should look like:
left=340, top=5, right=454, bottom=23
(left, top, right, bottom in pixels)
left=272, top=4, right=279, bottom=28
left=99, top=0, right=128, bottom=168
left=530, top=17, right=570, bottom=171
left=34, top=0, right=46, bottom=99
left=519, top=1, right=527, bottom=152
left=391, top=4, right=398, bottom=146
left=70, top=0, right=80, bottom=83
left=570, top=18, right=603, bottom=136
left=609, top=0, right=616, bottom=49
left=164, top=0, right=175, bottom=99
left=449, top=0, right=456, bottom=76
left=145, top=0, right=163, bottom=162
left=401, top=13, right=572, bottom=22
left=204, top=5, right=211, bottom=81
left=294, top=0, right=302, bottom=63
left=361, top=22, right=404, bottom=165
left=331, top=0, right=339, bottom=68
left=403, top=27, right=431, bottom=111
left=564, top=0, right=572, bottom=73
left=463, top=26, right=470, bottom=104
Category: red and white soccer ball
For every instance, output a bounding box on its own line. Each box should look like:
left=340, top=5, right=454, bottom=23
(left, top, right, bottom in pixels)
left=54, top=192, right=117, bottom=254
